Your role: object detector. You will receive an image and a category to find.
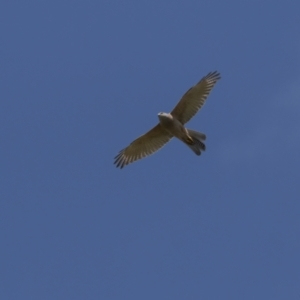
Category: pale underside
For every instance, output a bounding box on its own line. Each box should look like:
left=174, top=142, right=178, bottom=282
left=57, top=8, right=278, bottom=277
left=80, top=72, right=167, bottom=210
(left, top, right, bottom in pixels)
left=114, top=71, right=221, bottom=168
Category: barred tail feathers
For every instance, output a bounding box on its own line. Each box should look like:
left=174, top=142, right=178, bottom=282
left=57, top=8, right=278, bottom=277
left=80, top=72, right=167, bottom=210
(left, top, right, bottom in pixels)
left=185, top=129, right=206, bottom=156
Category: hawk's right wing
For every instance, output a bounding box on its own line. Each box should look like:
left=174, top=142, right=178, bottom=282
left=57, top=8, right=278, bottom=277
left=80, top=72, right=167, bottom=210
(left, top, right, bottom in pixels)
left=114, top=124, right=172, bottom=169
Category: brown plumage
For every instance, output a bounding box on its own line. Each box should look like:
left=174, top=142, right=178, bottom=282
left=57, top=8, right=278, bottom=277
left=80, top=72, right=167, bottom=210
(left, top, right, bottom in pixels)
left=114, top=71, right=221, bottom=168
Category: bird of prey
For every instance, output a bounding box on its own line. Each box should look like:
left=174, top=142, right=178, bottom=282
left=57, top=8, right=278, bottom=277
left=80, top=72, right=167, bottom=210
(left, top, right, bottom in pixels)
left=114, top=71, right=221, bottom=168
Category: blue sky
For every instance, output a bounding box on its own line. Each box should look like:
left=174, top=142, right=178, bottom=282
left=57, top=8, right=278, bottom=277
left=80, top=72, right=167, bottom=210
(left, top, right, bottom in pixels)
left=1, top=1, right=300, bottom=299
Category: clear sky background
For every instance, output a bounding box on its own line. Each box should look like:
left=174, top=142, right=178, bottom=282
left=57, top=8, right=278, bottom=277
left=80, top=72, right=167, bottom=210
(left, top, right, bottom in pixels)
left=1, top=1, right=300, bottom=299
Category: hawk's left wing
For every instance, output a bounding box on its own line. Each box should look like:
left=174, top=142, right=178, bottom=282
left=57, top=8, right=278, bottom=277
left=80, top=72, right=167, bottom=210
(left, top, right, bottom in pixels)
left=171, top=71, right=221, bottom=124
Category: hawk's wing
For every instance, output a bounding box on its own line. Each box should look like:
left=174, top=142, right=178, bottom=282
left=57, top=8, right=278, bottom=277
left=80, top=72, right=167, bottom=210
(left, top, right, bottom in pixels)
left=171, top=71, right=221, bottom=124
left=114, top=124, right=172, bottom=169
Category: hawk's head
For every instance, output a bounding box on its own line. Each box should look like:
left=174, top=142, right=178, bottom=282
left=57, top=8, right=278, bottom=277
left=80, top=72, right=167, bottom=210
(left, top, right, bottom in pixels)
left=157, top=112, right=172, bottom=123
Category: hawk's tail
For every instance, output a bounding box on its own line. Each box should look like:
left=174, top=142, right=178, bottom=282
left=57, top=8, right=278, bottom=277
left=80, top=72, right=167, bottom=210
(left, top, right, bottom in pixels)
left=185, top=129, right=206, bottom=156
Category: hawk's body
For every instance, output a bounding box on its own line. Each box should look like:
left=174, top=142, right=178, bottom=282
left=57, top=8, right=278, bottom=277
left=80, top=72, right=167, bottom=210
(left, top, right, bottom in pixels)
left=157, top=112, right=206, bottom=155
left=114, top=71, right=221, bottom=168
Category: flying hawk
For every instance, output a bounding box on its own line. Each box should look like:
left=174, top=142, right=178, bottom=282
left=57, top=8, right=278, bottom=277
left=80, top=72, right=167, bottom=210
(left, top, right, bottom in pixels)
left=114, top=71, right=221, bottom=168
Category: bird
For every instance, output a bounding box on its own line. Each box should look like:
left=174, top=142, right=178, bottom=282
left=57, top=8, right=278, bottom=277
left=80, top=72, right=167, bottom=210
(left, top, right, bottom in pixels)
left=114, top=71, right=221, bottom=168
